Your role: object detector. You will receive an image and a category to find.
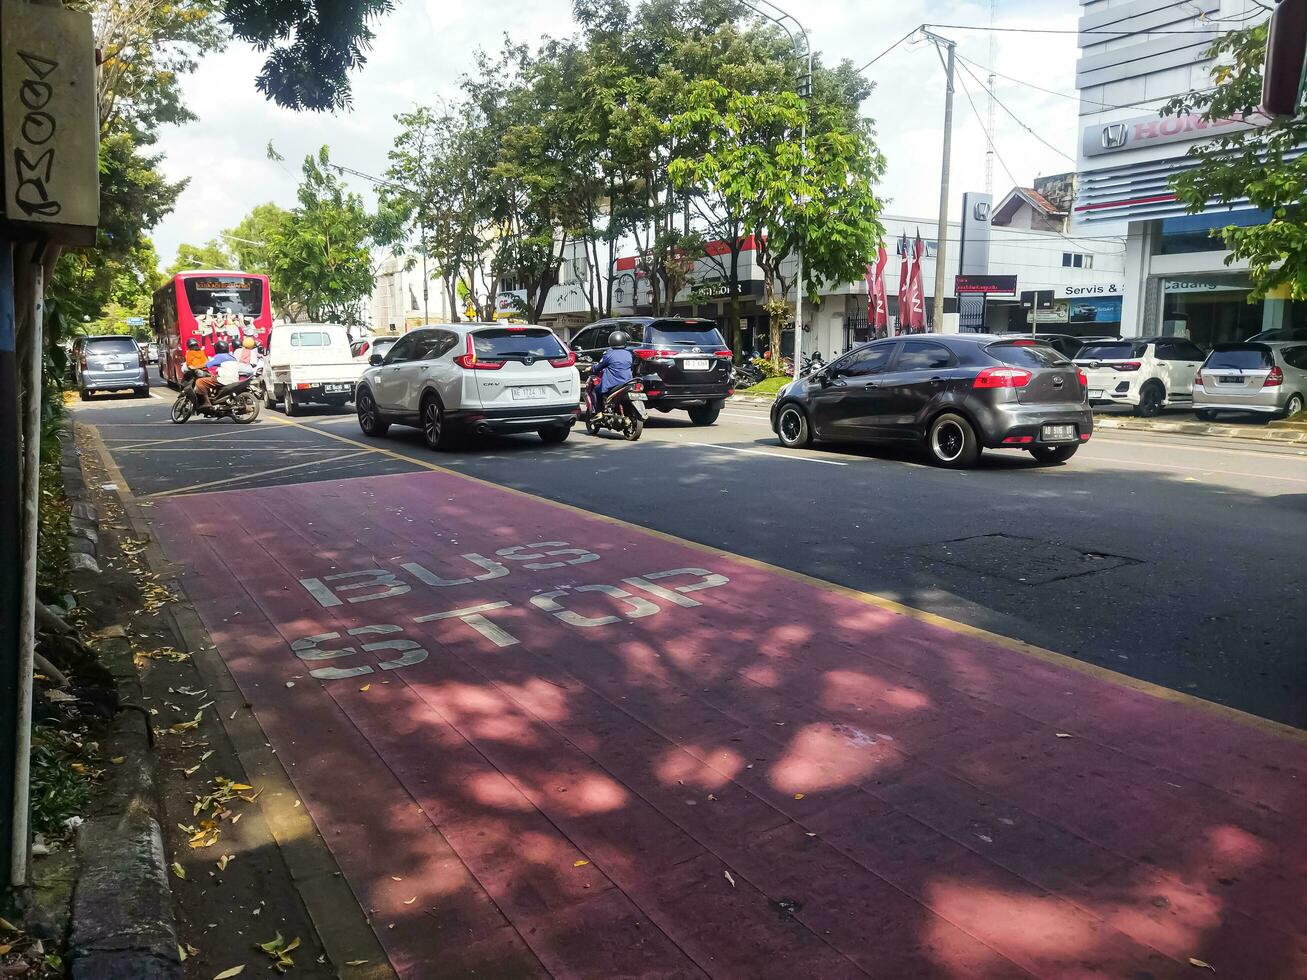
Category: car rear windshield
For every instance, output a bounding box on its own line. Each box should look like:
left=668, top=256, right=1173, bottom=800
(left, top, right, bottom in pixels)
left=86, top=338, right=139, bottom=354
left=648, top=321, right=726, bottom=347
left=985, top=341, right=1071, bottom=368
left=1078, top=342, right=1145, bottom=360
left=1205, top=345, right=1272, bottom=370
left=472, top=328, right=566, bottom=360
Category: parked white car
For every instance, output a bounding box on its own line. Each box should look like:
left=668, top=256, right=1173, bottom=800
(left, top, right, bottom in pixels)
left=264, top=322, right=365, bottom=416
left=1074, top=337, right=1206, bottom=416
left=354, top=323, right=581, bottom=448
left=1193, top=342, right=1307, bottom=420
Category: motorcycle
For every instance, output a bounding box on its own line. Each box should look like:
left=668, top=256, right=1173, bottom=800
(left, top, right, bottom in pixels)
left=171, top=367, right=262, bottom=424
left=800, top=351, right=825, bottom=375
left=584, top=374, right=656, bottom=441
left=732, top=360, right=765, bottom=388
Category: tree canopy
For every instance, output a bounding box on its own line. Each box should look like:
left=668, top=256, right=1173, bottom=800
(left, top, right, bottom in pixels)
left=1166, top=25, right=1307, bottom=299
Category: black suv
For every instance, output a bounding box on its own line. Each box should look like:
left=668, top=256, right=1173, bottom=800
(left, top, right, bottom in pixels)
left=570, top=317, right=732, bottom=425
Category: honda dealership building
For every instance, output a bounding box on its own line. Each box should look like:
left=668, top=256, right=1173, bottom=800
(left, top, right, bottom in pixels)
left=1072, top=0, right=1297, bottom=346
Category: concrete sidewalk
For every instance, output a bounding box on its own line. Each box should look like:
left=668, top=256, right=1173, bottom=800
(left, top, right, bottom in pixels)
left=146, top=466, right=1307, bottom=979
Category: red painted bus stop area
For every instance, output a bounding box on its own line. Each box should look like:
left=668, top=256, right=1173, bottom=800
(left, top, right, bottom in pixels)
left=154, top=469, right=1307, bottom=978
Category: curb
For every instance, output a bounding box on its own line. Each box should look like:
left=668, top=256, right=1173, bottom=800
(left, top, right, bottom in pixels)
left=64, top=427, right=182, bottom=980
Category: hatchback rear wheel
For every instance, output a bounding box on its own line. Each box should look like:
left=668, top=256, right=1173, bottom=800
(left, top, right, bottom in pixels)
left=1029, top=444, right=1078, bottom=464
left=927, top=413, right=980, bottom=468
left=1283, top=392, right=1305, bottom=418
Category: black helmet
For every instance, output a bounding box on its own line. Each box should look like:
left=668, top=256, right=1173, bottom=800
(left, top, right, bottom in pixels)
left=213, top=340, right=229, bottom=354
left=608, top=330, right=630, bottom=348
left=186, top=338, right=200, bottom=350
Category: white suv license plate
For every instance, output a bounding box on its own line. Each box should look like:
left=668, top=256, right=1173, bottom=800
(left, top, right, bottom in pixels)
left=324, top=383, right=352, bottom=394
left=683, top=359, right=710, bottom=371
left=1088, top=389, right=1103, bottom=399
left=1042, top=424, right=1076, bottom=442
left=511, top=386, right=548, bottom=400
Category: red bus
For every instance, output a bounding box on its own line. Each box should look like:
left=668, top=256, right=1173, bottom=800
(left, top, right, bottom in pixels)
left=152, top=270, right=272, bottom=387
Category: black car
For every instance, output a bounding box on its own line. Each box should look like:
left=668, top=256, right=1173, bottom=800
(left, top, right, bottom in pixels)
left=570, top=317, right=732, bottom=425
left=769, top=334, right=1093, bottom=468
left=992, top=332, right=1119, bottom=360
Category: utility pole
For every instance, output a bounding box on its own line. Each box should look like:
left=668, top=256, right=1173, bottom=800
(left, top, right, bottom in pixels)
left=923, top=29, right=957, bottom=332
left=985, top=0, right=997, bottom=195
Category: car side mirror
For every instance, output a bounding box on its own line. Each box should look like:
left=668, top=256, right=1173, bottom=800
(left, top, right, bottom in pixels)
left=369, top=354, right=384, bottom=367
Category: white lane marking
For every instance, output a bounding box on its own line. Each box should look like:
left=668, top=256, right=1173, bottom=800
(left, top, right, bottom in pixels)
left=684, top=442, right=848, bottom=466
left=721, top=412, right=771, bottom=424
left=113, top=446, right=345, bottom=453
left=1091, top=434, right=1307, bottom=462
left=1082, top=454, right=1307, bottom=485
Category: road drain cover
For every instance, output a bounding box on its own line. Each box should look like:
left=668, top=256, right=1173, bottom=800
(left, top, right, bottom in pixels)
left=917, top=534, right=1140, bottom=585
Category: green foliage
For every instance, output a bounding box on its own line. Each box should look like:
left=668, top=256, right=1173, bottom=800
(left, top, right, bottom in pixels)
left=750, top=354, right=789, bottom=379
left=224, top=0, right=396, bottom=111
left=1165, top=24, right=1306, bottom=299
left=29, top=726, right=95, bottom=837
left=741, top=374, right=790, bottom=395
left=167, top=239, right=232, bottom=275
left=263, top=147, right=377, bottom=322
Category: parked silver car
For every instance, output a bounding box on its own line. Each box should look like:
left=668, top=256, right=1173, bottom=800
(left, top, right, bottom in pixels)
left=1193, top=342, right=1307, bottom=420
left=71, top=335, right=150, bottom=399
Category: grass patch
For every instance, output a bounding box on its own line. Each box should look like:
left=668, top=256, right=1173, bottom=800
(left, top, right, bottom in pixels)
left=37, top=452, right=70, bottom=602
left=740, top=376, right=790, bottom=396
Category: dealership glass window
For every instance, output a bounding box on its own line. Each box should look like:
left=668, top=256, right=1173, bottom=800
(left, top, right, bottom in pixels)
left=1162, top=284, right=1263, bottom=348
left=1158, top=208, right=1272, bottom=255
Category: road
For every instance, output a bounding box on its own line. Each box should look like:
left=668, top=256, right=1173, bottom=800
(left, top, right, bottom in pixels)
left=71, top=390, right=1307, bottom=978
left=79, top=390, right=1307, bottom=727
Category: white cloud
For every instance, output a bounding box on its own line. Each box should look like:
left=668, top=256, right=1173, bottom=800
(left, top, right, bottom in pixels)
left=150, top=0, right=1084, bottom=266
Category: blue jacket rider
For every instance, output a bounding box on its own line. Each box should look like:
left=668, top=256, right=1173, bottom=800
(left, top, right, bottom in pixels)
left=590, top=330, right=634, bottom=411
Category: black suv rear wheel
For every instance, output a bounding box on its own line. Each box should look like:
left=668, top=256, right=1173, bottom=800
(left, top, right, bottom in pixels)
left=687, top=400, right=723, bottom=426
left=927, top=413, right=980, bottom=468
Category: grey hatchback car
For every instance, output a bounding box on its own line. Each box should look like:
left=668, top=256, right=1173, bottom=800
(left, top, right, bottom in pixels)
left=71, top=335, right=150, bottom=399
left=770, top=334, right=1092, bottom=467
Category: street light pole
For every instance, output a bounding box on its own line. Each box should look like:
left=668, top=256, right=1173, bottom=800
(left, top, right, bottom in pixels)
left=736, top=0, right=811, bottom=371
left=923, top=29, right=957, bottom=332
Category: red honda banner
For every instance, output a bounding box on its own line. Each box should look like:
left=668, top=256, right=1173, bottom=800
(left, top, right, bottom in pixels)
left=872, top=246, right=889, bottom=334
left=896, top=233, right=911, bottom=336
left=907, top=229, right=927, bottom=331
left=864, top=262, right=876, bottom=324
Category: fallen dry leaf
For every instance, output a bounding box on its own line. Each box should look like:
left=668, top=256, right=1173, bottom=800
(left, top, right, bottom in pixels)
left=1188, top=958, right=1215, bottom=972
left=724, top=870, right=736, bottom=887
left=177, top=944, right=188, bottom=962
left=1055, top=733, right=1075, bottom=739
left=170, top=862, right=186, bottom=880
left=216, top=855, right=231, bottom=871
left=345, top=961, right=368, bottom=967
left=360, top=684, right=371, bottom=692
left=573, top=859, right=589, bottom=868
left=0, top=944, right=11, bottom=955
left=110, top=756, right=125, bottom=765
left=793, top=793, right=805, bottom=800
left=213, top=967, right=245, bottom=979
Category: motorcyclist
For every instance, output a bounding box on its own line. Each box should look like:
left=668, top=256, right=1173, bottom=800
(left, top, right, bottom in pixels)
left=195, top=340, right=234, bottom=406
left=183, top=337, right=207, bottom=372
left=589, top=330, right=635, bottom=415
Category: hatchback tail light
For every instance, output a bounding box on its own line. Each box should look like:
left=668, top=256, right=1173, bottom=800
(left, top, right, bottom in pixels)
left=1114, top=361, right=1142, bottom=372
left=453, top=334, right=504, bottom=370
left=634, top=348, right=676, bottom=360
left=1076, top=368, right=1087, bottom=387
left=1263, top=365, right=1284, bottom=388
left=548, top=350, right=577, bottom=368
left=974, top=367, right=1032, bottom=389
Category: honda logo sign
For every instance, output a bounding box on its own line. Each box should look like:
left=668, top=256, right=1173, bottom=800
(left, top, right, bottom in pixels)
left=1100, top=123, right=1128, bottom=149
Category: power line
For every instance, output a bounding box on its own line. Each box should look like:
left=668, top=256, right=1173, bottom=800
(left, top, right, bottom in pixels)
left=922, top=21, right=1240, bottom=36
left=956, top=59, right=1077, bottom=164
left=855, top=26, right=922, bottom=73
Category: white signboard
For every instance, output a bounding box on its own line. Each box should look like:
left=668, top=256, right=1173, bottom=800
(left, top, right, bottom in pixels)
left=1055, top=282, right=1124, bottom=299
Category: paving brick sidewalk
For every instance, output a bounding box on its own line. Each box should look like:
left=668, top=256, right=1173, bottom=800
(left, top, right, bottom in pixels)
left=152, top=469, right=1307, bottom=978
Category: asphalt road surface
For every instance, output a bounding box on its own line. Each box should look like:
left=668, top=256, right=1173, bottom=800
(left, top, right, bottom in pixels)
left=77, top=389, right=1307, bottom=729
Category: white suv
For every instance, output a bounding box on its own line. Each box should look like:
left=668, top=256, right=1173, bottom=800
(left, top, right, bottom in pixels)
left=1074, top=337, right=1206, bottom=417
left=354, top=323, right=581, bottom=448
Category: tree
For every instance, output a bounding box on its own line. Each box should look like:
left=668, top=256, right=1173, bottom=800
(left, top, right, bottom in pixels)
left=167, top=240, right=233, bottom=275
left=227, top=204, right=296, bottom=318
left=263, top=147, right=377, bottom=323
left=1165, top=24, right=1306, bottom=298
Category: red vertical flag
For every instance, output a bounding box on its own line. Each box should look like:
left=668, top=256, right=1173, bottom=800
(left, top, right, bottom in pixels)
left=896, top=233, right=911, bottom=336
left=872, top=246, right=889, bottom=334
left=908, top=228, right=928, bottom=331
left=864, top=262, right=876, bottom=324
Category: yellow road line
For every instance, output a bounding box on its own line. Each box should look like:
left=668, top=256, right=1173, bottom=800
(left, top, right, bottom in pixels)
left=254, top=412, right=1307, bottom=746
left=141, top=451, right=369, bottom=498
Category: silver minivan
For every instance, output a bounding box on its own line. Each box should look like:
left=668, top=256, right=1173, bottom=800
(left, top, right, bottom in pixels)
left=71, top=335, right=150, bottom=399
left=1193, top=342, right=1307, bottom=420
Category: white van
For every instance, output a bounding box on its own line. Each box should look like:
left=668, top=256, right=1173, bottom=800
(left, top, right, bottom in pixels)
left=265, top=323, right=365, bottom=416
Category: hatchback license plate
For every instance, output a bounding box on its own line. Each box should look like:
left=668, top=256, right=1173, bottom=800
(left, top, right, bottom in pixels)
left=324, top=383, right=352, bottom=394
left=683, top=359, right=710, bottom=371
left=512, top=386, right=548, bottom=400
left=1042, top=424, right=1076, bottom=442
left=106, top=362, right=124, bottom=371
left=1219, top=376, right=1241, bottom=384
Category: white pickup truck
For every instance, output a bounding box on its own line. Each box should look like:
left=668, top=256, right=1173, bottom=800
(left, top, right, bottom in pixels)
left=265, top=323, right=365, bottom=416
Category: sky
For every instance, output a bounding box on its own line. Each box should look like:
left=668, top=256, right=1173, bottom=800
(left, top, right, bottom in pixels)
left=150, top=0, right=1082, bottom=266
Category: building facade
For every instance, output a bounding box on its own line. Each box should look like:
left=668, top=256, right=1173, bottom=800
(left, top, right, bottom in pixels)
left=369, top=252, right=455, bottom=334
left=1071, top=0, right=1297, bottom=346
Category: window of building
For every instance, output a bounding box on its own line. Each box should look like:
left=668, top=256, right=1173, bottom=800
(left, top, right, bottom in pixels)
left=1062, top=252, right=1093, bottom=269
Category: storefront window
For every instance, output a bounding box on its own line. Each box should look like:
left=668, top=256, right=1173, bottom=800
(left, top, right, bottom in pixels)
left=1160, top=275, right=1262, bottom=347
left=1157, top=208, right=1271, bottom=256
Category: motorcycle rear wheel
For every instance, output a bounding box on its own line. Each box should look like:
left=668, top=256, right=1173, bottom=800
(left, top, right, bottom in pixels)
left=171, top=392, right=194, bottom=424
left=232, top=392, right=260, bottom=424
left=585, top=416, right=602, bottom=435
left=624, top=415, right=644, bottom=441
